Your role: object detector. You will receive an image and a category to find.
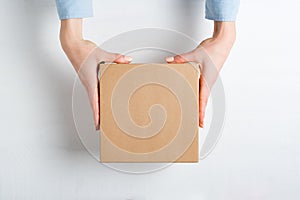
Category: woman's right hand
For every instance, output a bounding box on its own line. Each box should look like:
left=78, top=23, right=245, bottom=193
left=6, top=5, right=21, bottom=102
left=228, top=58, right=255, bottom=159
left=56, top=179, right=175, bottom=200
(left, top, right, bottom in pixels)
left=59, top=19, right=132, bottom=130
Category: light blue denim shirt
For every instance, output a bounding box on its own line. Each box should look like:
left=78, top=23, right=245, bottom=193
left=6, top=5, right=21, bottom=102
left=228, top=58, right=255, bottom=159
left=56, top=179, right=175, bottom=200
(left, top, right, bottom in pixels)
left=205, top=0, right=240, bottom=21
left=55, top=0, right=239, bottom=21
left=55, top=0, right=93, bottom=19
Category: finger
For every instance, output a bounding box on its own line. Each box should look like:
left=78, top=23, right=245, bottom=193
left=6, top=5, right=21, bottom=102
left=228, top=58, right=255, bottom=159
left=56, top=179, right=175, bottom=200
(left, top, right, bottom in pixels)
left=113, top=54, right=132, bottom=64
left=91, top=84, right=100, bottom=130
left=94, top=49, right=132, bottom=64
left=199, top=76, right=209, bottom=128
left=165, top=52, right=194, bottom=64
left=165, top=56, right=174, bottom=63
left=199, top=100, right=206, bottom=128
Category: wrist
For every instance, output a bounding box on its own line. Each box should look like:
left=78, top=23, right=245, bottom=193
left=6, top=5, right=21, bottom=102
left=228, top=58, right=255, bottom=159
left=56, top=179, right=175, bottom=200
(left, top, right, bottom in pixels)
left=212, top=21, right=236, bottom=45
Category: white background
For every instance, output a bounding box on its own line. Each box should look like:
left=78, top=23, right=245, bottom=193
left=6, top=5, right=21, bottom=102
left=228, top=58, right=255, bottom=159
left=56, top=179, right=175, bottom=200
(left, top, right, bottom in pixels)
left=1, top=0, right=300, bottom=199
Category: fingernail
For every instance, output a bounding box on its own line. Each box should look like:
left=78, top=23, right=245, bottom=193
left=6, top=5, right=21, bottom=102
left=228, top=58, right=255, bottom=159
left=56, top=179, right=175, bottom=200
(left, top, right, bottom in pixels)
left=95, top=124, right=100, bottom=131
left=125, top=56, right=132, bottom=62
left=200, top=121, right=204, bottom=127
left=166, top=56, right=174, bottom=62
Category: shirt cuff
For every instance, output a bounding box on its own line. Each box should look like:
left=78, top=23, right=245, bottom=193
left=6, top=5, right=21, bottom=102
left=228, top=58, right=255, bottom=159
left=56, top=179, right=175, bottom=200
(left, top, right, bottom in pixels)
left=205, top=0, right=240, bottom=21
left=55, top=0, right=94, bottom=20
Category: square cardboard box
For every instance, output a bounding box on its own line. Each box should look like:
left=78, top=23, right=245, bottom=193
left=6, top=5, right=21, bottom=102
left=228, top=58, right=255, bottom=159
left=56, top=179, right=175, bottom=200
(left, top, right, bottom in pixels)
left=98, top=63, right=199, bottom=162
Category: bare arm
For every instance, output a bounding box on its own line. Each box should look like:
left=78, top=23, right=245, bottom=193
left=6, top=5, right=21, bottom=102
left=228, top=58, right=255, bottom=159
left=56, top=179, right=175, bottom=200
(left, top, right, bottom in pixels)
left=59, top=19, right=132, bottom=130
left=166, top=21, right=236, bottom=127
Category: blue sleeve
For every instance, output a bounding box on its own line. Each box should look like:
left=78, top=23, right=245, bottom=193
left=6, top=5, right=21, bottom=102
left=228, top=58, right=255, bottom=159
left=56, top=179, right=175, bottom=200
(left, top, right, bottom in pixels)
left=55, top=0, right=93, bottom=20
left=205, top=0, right=240, bottom=21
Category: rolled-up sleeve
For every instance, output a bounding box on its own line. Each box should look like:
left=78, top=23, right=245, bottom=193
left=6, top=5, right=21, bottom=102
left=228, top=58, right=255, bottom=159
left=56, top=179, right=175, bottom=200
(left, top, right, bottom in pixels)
left=205, top=0, right=240, bottom=21
left=55, top=0, right=93, bottom=20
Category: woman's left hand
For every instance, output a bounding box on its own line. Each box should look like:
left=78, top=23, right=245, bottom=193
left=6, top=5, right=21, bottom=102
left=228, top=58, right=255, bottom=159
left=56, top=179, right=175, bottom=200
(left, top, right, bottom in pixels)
left=166, top=21, right=236, bottom=128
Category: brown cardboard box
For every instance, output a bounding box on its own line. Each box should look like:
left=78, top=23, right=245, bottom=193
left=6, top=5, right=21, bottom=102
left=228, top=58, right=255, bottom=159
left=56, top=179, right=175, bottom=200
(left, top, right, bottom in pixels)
left=98, top=63, right=199, bottom=162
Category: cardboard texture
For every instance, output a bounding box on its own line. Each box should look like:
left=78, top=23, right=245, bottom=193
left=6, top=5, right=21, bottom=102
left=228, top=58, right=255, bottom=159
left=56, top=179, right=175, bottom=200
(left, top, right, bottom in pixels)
left=98, top=63, right=199, bottom=162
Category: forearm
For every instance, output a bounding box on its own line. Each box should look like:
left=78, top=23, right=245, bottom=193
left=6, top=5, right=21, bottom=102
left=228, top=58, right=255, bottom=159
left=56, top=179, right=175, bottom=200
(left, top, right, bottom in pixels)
left=60, top=19, right=83, bottom=49
left=212, top=21, right=236, bottom=47
left=196, top=21, right=236, bottom=74
left=59, top=19, right=95, bottom=71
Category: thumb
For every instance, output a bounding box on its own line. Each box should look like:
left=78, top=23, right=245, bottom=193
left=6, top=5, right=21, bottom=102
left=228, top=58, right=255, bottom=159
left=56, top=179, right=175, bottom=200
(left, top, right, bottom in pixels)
left=87, top=84, right=100, bottom=130
left=114, top=54, right=132, bottom=64
left=166, top=52, right=194, bottom=63
left=199, top=76, right=210, bottom=128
